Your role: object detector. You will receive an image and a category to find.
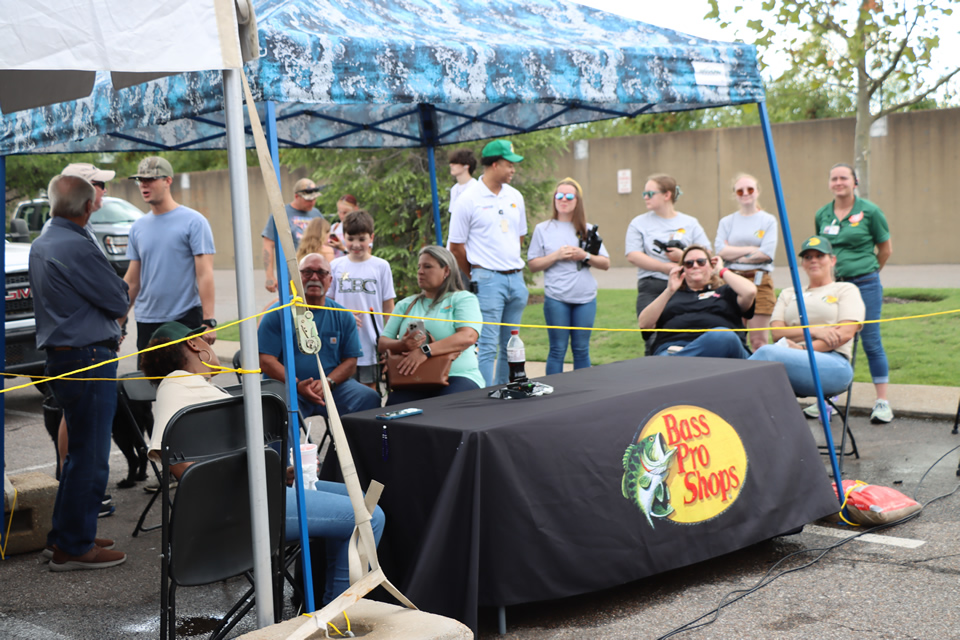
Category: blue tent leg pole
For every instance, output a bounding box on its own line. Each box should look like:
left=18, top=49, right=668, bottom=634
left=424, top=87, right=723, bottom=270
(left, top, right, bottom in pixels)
left=757, top=101, right=844, bottom=504
left=1, top=155, right=6, bottom=544
left=267, top=100, right=316, bottom=612
left=427, top=145, right=443, bottom=245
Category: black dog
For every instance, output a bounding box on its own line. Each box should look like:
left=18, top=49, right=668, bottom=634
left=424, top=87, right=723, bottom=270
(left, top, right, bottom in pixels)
left=42, top=390, right=152, bottom=488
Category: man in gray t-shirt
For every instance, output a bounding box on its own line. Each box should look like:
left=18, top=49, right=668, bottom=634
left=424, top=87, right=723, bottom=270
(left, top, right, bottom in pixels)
left=262, top=177, right=323, bottom=292
left=125, top=156, right=217, bottom=356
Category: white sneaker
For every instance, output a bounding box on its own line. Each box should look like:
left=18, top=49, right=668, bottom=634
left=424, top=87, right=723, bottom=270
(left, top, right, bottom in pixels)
left=802, top=404, right=819, bottom=419
left=871, top=400, right=894, bottom=424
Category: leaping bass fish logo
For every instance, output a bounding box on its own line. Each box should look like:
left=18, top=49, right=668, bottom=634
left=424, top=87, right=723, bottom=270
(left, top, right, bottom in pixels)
left=621, top=433, right=677, bottom=527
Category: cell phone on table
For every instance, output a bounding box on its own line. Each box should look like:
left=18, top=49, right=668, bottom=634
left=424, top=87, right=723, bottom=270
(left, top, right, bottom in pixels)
left=376, top=407, right=423, bottom=420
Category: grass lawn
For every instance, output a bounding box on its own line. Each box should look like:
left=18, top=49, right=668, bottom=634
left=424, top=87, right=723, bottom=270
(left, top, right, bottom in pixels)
left=220, top=287, right=960, bottom=387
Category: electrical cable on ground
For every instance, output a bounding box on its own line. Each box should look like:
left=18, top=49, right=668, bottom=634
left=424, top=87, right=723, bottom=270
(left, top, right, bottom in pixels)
left=654, top=443, right=960, bottom=639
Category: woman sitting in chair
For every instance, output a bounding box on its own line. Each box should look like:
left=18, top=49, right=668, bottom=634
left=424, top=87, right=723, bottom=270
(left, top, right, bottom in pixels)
left=748, top=236, right=864, bottom=397
left=638, top=244, right=757, bottom=358
left=378, top=245, right=483, bottom=404
left=141, top=321, right=384, bottom=606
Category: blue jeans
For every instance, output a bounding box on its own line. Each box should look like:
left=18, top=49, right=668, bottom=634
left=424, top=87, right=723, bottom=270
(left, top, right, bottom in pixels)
left=845, top=271, right=888, bottom=384
left=45, top=346, right=118, bottom=556
left=749, top=345, right=853, bottom=397
left=298, top=378, right=381, bottom=418
left=285, top=480, right=385, bottom=605
left=654, top=331, right=751, bottom=359
left=472, top=269, right=529, bottom=386
left=386, top=375, right=480, bottom=406
left=543, top=296, right=596, bottom=374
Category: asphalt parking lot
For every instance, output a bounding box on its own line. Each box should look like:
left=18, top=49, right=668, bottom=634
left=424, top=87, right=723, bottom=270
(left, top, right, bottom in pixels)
left=3, top=375, right=960, bottom=639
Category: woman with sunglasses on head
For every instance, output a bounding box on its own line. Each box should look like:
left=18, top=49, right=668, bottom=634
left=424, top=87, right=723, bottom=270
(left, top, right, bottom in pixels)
left=748, top=236, right=864, bottom=398
left=378, top=246, right=483, bottom=405
left=527, top=178, right=610, bottom=374
left=811, top=163, right=893, bottom=424
left=625, top=174, right=711, bottom=352
left=714, top=174, right=778, bottom=352
left=638, top=244, right=756, bottom=358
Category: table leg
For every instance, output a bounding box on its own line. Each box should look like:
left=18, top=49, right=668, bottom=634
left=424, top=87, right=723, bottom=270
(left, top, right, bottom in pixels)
left=498, top=606, right=506, bottom=635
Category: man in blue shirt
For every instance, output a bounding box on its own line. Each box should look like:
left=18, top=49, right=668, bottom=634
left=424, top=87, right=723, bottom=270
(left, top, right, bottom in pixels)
left=258, top=252, right=381, bottom=417
left=262, top=177, right=322, bottom=293
left=125, top=156, right=217, bottom=356
left=30, top=175, right=130, bottom=571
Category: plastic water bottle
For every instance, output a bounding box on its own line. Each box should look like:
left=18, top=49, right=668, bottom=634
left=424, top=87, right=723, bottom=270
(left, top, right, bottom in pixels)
left=507, top=330, right=527, bottom=382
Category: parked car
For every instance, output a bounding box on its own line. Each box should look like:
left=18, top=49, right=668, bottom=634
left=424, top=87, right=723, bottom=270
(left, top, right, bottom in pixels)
left=4, top=240, right=46, bottom=390
left=9, top=195, right=144, bottom=276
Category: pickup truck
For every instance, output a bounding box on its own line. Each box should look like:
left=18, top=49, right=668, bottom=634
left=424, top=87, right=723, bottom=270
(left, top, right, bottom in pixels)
left=4, top=241, right=46, bottom=389
left=9, top=195, right=144, bottom=276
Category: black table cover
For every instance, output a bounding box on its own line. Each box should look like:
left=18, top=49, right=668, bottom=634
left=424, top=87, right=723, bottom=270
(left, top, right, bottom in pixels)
left=325, top=357, right=839, bottom=632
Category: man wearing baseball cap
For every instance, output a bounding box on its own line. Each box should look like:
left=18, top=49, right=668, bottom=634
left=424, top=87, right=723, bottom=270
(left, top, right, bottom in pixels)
left=262, top=177, right=323, bottom=292
left=448, top=139, right=529, bottom=386
left=125, top=156, right=217, bottom=358
left=39, top=163, right=116, bottom=251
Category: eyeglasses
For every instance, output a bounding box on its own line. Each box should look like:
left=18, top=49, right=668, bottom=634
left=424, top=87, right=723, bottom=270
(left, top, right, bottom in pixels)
left=554, top=193, right=576, bottom=201
left=135, top=177, right=159, bottom=185
left=299, top=268, right=330, bottom=280
left=91, top=180, right=106, bottom=190
left=735, top=187, right=756, bottom=196
left=801, top=252, right=827, bottom=261
left=682, top=258, right=709, bottom=268
left=641, top=190, right=663, bottom=199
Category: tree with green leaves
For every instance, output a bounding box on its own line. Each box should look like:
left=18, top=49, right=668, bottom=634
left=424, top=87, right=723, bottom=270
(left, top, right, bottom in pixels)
left=708, top=0, right=960, bottom=199
left=283, top=130, right=568, bottom=298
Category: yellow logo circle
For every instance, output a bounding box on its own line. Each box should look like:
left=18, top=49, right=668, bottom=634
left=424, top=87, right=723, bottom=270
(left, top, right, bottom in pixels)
left=621, top=405, right=748, bottom=527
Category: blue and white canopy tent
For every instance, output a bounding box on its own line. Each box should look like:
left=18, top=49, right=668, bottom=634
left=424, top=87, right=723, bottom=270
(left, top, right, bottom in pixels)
left=1, top=0, right=845, bottom=631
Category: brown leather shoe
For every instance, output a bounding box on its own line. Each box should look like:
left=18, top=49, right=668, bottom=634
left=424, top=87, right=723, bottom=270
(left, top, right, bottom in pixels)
left=49, top=545, right=126, bottom=571
left=42, top=538, right=115, bottom=560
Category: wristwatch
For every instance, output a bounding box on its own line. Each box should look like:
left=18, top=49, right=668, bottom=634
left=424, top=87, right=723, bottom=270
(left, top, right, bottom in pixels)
left=583, top=254, right=591, bottom=264
left=202, top=318, right=217, bottom=328
left=420, top=343, right=432, bottom=358
left=326, top=377, right=338, bottom=389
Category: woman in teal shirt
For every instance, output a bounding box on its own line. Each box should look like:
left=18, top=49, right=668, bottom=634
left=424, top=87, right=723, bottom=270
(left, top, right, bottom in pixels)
left=379, top=245, right=484, bottom=405
left=813, top=163, right=893, bottom=424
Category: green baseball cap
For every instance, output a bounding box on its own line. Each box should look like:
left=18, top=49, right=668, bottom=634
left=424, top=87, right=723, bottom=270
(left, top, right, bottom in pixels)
left=129, top=156, right=174, bottom=180
left=150, top=321, right=204, bottom=343
left=481, top=139, right=523, bottom=162
left=799, top=235, right=834, bottom=256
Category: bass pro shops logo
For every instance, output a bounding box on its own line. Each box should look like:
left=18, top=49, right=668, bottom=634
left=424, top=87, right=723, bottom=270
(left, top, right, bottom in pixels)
left=621, top=405, right=748, bottom=528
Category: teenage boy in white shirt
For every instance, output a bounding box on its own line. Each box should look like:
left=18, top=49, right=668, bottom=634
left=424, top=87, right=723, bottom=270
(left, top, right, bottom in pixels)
left=328, top=210, right=396, bottom=390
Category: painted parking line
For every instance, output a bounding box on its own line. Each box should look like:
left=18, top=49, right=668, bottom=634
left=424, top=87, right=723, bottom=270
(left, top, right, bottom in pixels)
left=806, top=524, right=925, bottom=549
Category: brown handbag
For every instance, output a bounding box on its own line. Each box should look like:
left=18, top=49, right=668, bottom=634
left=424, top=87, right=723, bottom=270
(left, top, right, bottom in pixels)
left=383, top=301, right=452, bottom=389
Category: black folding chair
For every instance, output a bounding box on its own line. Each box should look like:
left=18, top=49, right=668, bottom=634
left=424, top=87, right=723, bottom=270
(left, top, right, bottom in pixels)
left=115, top=372, right=164, bottom=537
left=159, top=393, right=288, bottom=640
left=225, top=378, right=331, bottom=455
left=815, top=334, right=860, bottom=473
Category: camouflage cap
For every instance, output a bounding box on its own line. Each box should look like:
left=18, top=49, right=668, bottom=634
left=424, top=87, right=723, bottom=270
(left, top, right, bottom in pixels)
left=128, top=156, right=174, bottom=180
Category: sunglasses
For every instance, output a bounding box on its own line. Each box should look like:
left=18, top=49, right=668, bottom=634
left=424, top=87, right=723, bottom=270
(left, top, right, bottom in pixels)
left=298, top=189, right=321, bottom=198
left=682, top=258, right=709, bottom=268
left=90, top=180, right=106, bottom=190
left=641, top=190, right=663, bottom=198
left=735, top=186, right=756, bottom=196
left=299, top=268, right=330, bottom=279
left=554, top=193, right=576, bottom=201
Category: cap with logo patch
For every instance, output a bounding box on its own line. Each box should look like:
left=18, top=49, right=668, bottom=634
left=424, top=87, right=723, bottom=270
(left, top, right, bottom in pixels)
left=481, top=139, right=523, bottom=162
left=129, top=156, right=174, bottom=180
left=798, top=235, right=834, bottom=256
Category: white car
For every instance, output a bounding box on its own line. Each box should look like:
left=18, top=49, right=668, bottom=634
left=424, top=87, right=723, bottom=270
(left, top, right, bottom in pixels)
left=4, top=241, right=46, bottom=389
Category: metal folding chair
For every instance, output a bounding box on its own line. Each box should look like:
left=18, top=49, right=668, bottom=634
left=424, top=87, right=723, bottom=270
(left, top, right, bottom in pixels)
left=816, top=334, right=860, bottom=473
left=115, top=372, right=164, bottom=537
left=159, top=392, right=288, bottom=640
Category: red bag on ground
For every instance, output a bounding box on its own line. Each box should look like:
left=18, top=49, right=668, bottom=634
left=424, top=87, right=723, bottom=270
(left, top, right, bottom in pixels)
left=833, top=480, right=922, bottom=526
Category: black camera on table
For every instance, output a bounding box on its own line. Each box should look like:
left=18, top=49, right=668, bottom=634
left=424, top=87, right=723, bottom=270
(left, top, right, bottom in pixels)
left=653, top=238, right=685, bottom=254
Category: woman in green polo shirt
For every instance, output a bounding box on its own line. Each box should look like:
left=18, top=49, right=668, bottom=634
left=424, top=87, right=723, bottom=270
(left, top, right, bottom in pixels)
left=813, top=163, right=893, bottom=424
left=379, top=245, right=484, bottom=405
